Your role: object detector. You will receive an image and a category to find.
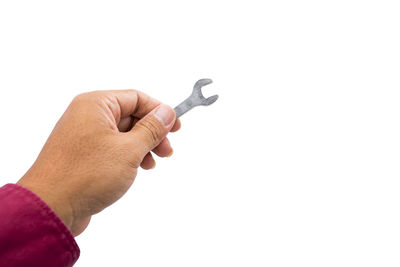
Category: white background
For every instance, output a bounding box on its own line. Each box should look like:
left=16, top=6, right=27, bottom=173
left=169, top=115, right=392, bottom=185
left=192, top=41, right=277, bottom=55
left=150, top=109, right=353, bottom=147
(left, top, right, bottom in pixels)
left=1, top=0, right=400, bottom=266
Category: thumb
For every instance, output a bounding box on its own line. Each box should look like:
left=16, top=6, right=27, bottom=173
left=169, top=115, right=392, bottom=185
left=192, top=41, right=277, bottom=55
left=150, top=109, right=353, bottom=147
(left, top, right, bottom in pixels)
left=129, top=104, right=176, bottom=159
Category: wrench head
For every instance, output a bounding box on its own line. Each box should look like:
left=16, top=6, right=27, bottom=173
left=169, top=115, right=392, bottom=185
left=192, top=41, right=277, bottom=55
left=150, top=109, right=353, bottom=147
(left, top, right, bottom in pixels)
left=192, top=78, right=219, bottom=106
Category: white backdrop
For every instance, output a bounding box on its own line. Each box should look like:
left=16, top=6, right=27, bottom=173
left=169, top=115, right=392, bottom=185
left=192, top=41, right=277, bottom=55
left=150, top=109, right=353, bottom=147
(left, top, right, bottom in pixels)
left=1, top=1, right=400, bottom=266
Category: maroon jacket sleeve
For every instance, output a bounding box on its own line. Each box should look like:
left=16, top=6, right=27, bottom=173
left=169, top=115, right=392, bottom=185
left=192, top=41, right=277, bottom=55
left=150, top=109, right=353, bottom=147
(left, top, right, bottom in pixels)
left=0, top=183, right=80, bottom=267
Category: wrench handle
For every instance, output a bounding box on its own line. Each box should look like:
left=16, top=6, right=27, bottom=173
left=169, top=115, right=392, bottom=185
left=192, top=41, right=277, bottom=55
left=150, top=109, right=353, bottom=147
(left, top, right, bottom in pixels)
left=174, top=98, right=194, bottom=118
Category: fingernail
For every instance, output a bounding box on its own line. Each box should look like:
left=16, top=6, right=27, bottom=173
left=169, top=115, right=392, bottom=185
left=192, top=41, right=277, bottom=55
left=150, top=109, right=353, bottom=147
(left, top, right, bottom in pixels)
left=154, top=104, right=175, bottom=127
left=167, top=149, right=174, bottom=157
left=151, top=161, right=156, bottom=169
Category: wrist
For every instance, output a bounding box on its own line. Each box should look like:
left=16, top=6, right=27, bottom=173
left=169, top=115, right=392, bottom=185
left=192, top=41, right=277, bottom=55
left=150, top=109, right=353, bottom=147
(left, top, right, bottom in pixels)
left=16, top=177, right=75, bottom=231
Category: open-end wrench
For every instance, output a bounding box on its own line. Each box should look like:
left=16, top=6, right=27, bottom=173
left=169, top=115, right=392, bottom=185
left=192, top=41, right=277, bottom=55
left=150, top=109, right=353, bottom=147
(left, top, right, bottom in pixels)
left=173, top=79, right=218, bottom=118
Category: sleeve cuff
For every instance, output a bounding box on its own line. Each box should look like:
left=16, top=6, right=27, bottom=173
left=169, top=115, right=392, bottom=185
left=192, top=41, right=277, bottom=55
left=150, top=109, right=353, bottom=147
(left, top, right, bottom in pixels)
left=0, top=183, right=80, bottom=266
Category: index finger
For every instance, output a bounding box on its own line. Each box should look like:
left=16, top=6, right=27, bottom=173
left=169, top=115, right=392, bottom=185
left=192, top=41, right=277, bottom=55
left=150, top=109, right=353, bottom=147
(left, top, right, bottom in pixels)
left=107, top=90, right=161, bottom=119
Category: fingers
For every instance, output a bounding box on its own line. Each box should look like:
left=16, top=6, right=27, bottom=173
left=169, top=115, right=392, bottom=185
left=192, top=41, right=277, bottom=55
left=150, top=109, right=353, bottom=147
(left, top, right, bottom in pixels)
left=108, top=90, right=183, bottom=129
left=118, top=116, right=134, bottom=132
left=100, top=90, right=179, bottom=166
left=152, top=138, right=173, bottom=157
left=128, top=104, right=176, bottom=161
left=140, top=152, right=156, bottom=170
left=171, top=119, right=181, bottom=132
left=119, top=116, right=180, bottom=133
left=138, top=138, right=172, bottom=170
left=138, top=138, right=173, bottom=170
left=94, top=90, right=180, bottom=133
left=114, top=90, right=160, bottom=118
left=95, top=90, right=161, bottom=123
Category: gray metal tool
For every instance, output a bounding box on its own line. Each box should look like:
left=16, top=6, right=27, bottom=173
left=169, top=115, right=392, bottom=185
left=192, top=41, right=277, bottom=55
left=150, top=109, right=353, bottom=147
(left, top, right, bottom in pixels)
left=173, top=79, right=218, bottom=118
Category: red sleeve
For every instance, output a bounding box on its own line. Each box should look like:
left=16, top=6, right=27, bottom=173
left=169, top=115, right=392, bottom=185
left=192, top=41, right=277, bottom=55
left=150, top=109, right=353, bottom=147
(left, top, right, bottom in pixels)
left=0, top=183, right=80, bottom=267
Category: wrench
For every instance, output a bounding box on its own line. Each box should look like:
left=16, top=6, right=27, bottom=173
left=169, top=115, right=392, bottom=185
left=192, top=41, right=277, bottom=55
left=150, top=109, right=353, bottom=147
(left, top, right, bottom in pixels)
left=174, top=79, right=218, bottom=118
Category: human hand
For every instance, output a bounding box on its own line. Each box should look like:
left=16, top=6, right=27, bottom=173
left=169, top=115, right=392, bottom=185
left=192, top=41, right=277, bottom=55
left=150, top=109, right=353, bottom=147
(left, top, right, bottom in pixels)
left=17, top=90, right=180, bottom=236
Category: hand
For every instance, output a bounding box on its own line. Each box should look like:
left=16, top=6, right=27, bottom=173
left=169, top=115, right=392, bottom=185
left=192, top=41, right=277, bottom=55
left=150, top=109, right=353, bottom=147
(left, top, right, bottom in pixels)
left=17, top=90, right=180, bottom=236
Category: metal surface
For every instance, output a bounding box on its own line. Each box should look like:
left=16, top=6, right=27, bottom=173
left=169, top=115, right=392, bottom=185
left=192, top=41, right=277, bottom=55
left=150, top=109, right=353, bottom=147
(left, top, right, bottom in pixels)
left=174, top=79, right=218, bottom=118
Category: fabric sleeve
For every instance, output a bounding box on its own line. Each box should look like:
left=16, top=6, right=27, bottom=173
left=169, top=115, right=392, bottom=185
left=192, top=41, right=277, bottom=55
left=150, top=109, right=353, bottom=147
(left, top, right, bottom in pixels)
left=0, top=183, right=80, bottom=267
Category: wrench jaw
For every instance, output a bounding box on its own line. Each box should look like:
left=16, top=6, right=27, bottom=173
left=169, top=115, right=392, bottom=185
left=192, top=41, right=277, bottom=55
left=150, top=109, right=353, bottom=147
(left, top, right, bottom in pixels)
left=193, top=78, right=213, bottom=92
left=201, top=94, right=219, bottom=106
left=192, top=78, right=213, bottom=100
left=191, top=78, right=217, bottom=105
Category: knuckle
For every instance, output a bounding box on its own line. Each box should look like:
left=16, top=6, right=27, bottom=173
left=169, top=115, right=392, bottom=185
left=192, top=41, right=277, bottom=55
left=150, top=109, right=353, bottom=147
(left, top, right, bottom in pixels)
left=71, top=93, right=84, bottom=104
left=71, top=92, right=92, bottom=106
left=72, top=91, right=102, bottom=103
left=71, top=92, right=106, bottom=111
left=125, top=89, right=138, bottom=94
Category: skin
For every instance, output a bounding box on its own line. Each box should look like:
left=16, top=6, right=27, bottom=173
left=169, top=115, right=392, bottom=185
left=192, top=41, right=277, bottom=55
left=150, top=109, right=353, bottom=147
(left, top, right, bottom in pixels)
left=17, top=90, right=181, bottom=236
